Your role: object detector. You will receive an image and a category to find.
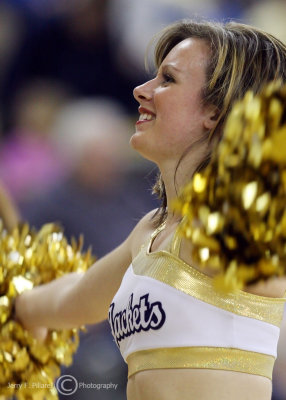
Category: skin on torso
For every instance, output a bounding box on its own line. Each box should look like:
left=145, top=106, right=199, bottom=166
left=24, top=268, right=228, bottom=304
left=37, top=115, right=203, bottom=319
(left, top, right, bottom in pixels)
left=127, top=368, right=272, bottom=400
left=127, top=219, right=286, bottom=400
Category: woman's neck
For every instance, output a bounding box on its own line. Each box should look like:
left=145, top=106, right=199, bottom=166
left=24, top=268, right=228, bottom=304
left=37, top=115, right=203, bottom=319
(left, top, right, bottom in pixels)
left=159, top=158, right=197, bottom=217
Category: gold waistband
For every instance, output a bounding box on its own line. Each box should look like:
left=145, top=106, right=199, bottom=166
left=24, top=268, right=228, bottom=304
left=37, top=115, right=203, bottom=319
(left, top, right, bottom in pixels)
left=127, top=347, right=275, bottom=380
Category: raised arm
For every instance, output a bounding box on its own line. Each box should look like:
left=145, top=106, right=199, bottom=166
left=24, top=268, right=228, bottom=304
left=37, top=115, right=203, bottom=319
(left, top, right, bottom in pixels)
left=15, top=236, right=132, bottom=330
left=0, top=180, right=20, bottom=230
left=15, top=209, right=156, bottom=331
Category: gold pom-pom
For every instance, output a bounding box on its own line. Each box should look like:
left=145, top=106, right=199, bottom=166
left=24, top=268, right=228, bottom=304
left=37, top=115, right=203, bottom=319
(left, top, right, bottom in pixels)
left=0, top=221, right=94, bottom=399
left=174, top=81, right=286, bottom=293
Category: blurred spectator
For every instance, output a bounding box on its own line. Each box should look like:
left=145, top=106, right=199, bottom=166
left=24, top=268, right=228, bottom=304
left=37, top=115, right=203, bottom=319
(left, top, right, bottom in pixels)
left=0, top=0, right=140, bottom=133
left=108, top=0, right=253, bottom=81
left=109, top=0, right=217, bottom=80
left=0, top=2, right=25, bottom=134
left=20, top=98, right=158, bottom=399
left=50, top=98, right=129, bottom=189
left=3, top=0, right=94, bottom=19
left=0, top=80, right=69, bottom=202
left=217, top=0, right=258, bottom=19
left=0, top=3, right=23, bottom=79
left=243, top=0, right=286, bottom=43
left=19, top=97, right=157, bottom=253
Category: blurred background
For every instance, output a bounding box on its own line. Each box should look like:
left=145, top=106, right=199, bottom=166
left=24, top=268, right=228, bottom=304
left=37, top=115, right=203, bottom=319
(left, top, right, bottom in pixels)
left=0, top=0, right=285, bottom=399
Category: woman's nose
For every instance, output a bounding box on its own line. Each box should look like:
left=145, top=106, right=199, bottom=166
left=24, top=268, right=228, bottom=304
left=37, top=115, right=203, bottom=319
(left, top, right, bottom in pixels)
left=133, top=80, right=153, bottom=103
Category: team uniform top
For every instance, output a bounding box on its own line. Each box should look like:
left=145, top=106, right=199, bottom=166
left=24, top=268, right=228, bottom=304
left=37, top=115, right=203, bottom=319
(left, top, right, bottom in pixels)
left=109, top=222, right=286, bottom=379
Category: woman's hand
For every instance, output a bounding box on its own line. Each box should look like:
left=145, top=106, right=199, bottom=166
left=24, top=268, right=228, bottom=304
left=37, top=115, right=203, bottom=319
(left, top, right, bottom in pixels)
left=15, top=294, right=48, bottom=342
left=28, top=326, right=48, bottom=342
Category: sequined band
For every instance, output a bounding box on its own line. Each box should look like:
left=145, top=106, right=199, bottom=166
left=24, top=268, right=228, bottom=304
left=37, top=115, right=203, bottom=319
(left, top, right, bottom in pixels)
left=127, top=347, right=275, bottom=379
left=132, top=248, right=285, bottom=327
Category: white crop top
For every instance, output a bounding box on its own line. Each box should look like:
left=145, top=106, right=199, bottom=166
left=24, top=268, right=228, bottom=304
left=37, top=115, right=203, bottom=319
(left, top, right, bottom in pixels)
left=109, top=223, right=286, bottom=379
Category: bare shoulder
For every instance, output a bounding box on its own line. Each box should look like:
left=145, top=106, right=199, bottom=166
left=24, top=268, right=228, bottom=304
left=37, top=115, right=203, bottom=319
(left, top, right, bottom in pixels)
left=129, top=209, right=158, bottom=259
left=245, top=276, right=286, bottom=298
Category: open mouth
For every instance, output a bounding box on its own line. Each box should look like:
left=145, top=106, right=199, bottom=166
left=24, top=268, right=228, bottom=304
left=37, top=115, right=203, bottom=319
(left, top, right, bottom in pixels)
left=139, top=113, right=155, bottom=121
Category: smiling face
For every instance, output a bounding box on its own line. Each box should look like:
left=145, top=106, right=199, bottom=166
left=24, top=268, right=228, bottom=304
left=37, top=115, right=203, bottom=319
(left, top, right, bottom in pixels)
left=131, top=38, right=215, bottom=166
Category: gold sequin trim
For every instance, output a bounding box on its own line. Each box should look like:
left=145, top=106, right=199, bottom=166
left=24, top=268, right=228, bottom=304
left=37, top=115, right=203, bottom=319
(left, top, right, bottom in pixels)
left=132, top=244, right=285, bottom=327
left=127, top=347, right=275, bottom=380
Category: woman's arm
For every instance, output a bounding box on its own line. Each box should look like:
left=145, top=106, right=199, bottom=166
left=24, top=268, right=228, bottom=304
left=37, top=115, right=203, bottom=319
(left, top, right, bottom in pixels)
left=16, top=238, right=132, bottom=330
left=15, top=209, right=156, bottom=331
left=244, top=277, right=286, bottom=298
left=0, top=181, right=20, bottom=230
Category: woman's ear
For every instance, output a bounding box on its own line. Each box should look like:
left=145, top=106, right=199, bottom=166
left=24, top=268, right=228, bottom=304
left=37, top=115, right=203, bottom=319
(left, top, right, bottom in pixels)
left=203, top=105, right=220, bottom=130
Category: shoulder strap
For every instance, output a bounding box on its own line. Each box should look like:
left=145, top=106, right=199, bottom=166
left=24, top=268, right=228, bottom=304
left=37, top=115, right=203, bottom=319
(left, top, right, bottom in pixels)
left=147, top=221, right=166, bottom=252
left=169, top=224, right=182, bottom=257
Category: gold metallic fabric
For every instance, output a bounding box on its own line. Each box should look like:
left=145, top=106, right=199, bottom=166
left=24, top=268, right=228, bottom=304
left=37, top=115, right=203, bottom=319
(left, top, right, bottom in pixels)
left=127, top=347, right=275, bottom=379
left=132, top=241, right=285, bottom=327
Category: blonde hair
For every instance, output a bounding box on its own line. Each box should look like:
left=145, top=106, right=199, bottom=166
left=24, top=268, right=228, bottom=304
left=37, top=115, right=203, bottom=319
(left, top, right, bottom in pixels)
left=152, top=19, right=286, bottom=225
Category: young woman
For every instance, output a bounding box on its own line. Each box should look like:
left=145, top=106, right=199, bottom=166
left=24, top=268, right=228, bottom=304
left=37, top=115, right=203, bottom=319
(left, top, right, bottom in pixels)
left=16, top=20, right=286, bottom=400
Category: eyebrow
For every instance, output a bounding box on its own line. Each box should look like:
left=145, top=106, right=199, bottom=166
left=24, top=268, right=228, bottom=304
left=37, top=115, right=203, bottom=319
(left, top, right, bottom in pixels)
left=160, top=64, right=182, bottom=74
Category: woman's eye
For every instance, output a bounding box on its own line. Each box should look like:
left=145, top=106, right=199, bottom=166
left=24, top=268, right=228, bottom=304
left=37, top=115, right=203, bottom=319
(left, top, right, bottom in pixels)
left=161, top=73, right=174, bottom=85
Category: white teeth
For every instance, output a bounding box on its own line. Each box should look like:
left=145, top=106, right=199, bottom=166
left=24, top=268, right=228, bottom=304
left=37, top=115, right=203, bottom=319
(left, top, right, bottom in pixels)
left=139, top=113, right=154, bottom=121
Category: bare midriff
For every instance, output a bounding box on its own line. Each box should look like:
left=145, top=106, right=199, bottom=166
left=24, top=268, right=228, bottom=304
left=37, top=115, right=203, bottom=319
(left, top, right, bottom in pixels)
left=126, top=368, right=272, bottom=400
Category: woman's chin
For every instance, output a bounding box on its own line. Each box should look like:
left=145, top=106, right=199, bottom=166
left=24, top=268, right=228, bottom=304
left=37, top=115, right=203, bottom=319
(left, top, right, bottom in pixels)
left=129, top=132, right=144, bottom=150
left=129, top=134, right=156, bottom=162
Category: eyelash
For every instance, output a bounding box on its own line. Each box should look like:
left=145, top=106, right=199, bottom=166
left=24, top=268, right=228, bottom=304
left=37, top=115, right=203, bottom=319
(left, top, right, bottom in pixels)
left=161, top=72, right=174, bottom=85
